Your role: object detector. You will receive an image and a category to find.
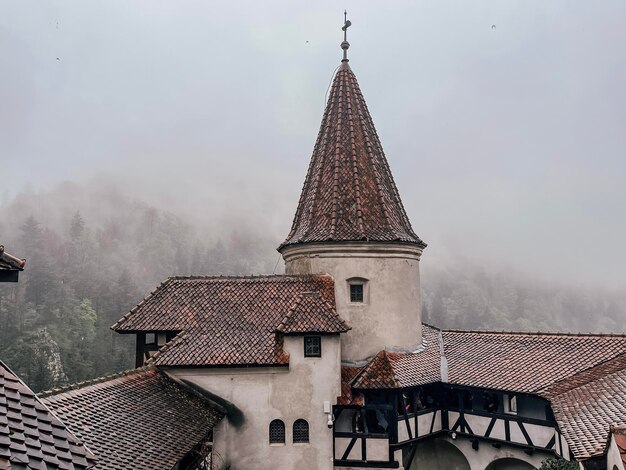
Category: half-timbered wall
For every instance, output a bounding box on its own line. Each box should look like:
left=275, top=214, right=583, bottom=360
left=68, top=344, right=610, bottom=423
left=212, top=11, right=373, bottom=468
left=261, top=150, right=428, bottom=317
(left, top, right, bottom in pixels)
left=334, top=384, right=569, bottom=469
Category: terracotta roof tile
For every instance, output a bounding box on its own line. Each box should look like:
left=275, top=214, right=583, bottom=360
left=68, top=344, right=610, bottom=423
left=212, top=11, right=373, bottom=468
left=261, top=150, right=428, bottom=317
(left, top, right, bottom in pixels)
left=0, top=360, right=95, bottom=469
left=279, top=63, right=425, bottom=250
left=112, top=275, right=344, bottom=367
left=275, top=291, right=349, bottom=334
left=533, top=355, right=626, bottom=460
left=344, top=326, right=626, bottom=461
left=0, top=246, right=25, bottom=271
left=442, top=330, right=626, bottom=394
left=338, top=366, right=364, bottom=406
left=41, top=367, right=224, bottom=470
left=351, top=324, right=442, bottom=389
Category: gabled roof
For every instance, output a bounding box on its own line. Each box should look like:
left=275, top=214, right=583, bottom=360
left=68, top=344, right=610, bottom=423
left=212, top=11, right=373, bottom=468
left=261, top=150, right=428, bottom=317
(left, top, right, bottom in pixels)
left=41, top=367, right=224, bottom=470
left=0, top=360, right=96, bottom=469
left=112, top=275, right=345, bottom=367
left=279, top=63, right=425, bottom=250
left=275, top=291, right=350, bottom=335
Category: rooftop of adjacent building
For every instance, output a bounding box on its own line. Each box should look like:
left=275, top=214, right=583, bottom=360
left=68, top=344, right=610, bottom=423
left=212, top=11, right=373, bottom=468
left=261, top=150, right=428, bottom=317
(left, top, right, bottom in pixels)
left=0, top=359, right=96, bottom=469
left=41, top=366, right=224, bottom=470
left=0, top=245, right=25, bottom=271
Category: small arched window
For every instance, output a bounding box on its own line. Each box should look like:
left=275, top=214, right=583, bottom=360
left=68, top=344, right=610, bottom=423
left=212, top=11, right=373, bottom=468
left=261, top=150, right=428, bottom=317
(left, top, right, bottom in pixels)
left=269, top=419, right=285, bottom=444
left=293, top=419, right=309, bottom=443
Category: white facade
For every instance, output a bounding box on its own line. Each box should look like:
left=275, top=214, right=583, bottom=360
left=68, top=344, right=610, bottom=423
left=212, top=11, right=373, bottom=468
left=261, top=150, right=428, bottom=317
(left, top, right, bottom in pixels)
left=167, top=335, right=341, bottom=470
left=607, top=432, right=626, bottom=470
left=282, top=242, right=424, bottom=361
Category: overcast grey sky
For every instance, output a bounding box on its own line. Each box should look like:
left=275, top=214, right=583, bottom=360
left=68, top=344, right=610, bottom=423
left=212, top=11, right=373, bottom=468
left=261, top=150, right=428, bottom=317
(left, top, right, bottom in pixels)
left=1, top=0, right=625, bottom=290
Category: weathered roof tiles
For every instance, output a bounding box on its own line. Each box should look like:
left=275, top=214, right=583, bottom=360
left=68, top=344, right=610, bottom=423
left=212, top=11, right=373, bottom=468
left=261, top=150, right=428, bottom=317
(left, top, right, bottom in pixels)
left=0, top=360, right=96, bottom=469
left=280, top=63, right=425, bottom=250
left=112, top=275, right=346, bottom=367
left=41, top=367, right=224, bottom=470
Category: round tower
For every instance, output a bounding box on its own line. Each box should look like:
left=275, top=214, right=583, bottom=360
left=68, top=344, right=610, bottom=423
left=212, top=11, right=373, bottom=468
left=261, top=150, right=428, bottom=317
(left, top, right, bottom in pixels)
left=278, top=38, right=426, bottom=362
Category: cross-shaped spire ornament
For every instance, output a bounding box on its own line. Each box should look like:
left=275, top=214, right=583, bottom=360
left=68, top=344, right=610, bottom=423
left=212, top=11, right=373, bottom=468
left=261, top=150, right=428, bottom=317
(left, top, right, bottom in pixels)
left=341, top=11, right=351, bottom=62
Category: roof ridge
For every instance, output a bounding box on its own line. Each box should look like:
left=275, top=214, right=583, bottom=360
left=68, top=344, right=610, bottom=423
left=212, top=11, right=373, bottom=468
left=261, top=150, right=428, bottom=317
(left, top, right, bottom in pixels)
left=346, top=70, right=365, bottom=238
left=40, top=365, right=155, bottom=397
left=442, top=327, right=626, bottom=337
left=111, top=279, right=170, bottom=330
left=111, top=274, right=334, bottom=331
left=329, top=68, right=345, bottom=239
left=167, top=274, right=330, bottom=280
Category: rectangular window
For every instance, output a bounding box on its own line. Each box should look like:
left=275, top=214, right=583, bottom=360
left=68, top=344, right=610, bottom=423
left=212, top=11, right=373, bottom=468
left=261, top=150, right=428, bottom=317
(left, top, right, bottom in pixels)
left=504, top=394, right=518, bottom=414
left=304, top=336, right=321, bottom=357
left=350, top=284, right=364, bottom=302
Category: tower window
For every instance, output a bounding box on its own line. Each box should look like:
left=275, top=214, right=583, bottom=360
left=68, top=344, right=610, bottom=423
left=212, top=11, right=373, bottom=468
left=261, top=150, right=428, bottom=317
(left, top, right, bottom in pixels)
left=293, top=419, right=310, bottom=443
left=269, top=419, right=285, bottom=444
left=304, top=336, right=321, bottom=357
left=350, top=284, right=364, bottom=302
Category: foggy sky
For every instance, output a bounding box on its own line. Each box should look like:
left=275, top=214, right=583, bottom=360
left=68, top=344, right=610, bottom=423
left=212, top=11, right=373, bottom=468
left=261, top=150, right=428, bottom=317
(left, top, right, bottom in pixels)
left=2, top=0, right=625, bottom=290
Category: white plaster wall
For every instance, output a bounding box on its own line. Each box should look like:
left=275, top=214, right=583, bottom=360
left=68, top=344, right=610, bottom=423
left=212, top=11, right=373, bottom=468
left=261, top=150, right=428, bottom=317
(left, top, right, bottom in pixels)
left=282, top=242, right=423, bottom=361
left=167, top=335, right=341, bottom=470
left=607, top=434, right=626, bottom=470
left=461, top=414, right=557, bottom=450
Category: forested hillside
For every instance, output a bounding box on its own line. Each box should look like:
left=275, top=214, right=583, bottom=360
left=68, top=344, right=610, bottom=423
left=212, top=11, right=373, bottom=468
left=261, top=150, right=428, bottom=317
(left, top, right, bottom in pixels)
left=1, top=182, right=624, bottom=392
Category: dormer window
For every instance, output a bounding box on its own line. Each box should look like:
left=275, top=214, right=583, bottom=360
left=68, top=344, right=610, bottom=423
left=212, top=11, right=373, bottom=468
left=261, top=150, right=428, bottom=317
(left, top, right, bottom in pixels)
left=350, top=284, right=364, bottom=302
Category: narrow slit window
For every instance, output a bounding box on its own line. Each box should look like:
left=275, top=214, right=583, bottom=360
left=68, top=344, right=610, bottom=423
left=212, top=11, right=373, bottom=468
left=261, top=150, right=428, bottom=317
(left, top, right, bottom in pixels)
left=350, top=284, right=364, bottom=302
left=304, top=336, right=321, bottom=357
left=269, top=419, right=285, bottom=444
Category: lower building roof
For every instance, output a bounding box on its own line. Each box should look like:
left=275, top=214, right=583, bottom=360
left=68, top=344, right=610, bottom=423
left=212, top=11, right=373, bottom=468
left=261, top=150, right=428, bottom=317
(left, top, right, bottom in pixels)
left=543, top=355, right=626, bottom=461
left=346, top=324, right=626, bottom=462
left=40, top=367, right=224, bottom=470
left=0, top=360, right=96, bottom=469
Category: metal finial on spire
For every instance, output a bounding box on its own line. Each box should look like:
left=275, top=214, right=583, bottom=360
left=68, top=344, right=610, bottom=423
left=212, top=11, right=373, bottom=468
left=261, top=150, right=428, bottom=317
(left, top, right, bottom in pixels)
left=341, top=10, right=351, bottom=62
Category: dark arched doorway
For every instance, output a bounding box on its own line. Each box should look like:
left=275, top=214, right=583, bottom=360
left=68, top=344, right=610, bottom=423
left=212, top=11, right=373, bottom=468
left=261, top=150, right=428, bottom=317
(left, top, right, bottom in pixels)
left=404, top=438, right=471, bottom=470
left=485, top=457, right=537, bottom=470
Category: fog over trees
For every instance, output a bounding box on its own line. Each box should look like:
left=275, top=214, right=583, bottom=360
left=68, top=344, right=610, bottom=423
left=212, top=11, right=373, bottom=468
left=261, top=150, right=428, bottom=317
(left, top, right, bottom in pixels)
left=1, top=180, right=624, bottom=392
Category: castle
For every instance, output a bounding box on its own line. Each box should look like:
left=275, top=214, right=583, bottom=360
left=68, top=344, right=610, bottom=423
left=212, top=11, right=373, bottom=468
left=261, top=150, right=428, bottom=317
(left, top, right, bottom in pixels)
left=2, top=18, right=626, bottom=470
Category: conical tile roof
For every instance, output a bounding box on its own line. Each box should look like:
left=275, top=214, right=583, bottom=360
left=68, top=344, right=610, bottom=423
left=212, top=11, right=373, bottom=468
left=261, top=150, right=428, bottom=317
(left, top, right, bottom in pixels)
left=280, top=63, right=425, bottom=250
